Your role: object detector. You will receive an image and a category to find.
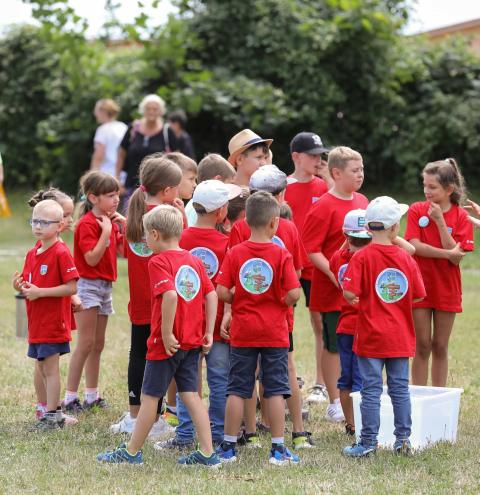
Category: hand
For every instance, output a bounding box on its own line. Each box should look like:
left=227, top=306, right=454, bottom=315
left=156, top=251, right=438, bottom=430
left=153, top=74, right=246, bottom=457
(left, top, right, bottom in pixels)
left=71, top=294, right=83, bottom=312
left=220, top=312, right=231, bottom=340
left=96, top=215, right=112, bottom=237
left=465, top=199, right=480, bottom=219
left=172, top=198, right=185, bottom=215
left=428, top=202, right=444, bottom=224
left=328, top=271, right=339, bottom=289
left=349, top=296, right=360, bottom=305
left=163, top=333, right=180, bottom=356
left=12, top=271, right=25, bottom=291
left=202, top=333, right=213, bottom=354
left=447, top=242, right=465, bottom=265
left=110, top=211, right=126, bottom=226
left=21, top=282, right=43, bottom=300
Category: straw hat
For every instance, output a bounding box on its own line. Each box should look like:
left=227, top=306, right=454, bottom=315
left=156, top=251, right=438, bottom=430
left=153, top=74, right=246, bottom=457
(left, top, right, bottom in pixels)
left=227, top=129, right=273, bottom=166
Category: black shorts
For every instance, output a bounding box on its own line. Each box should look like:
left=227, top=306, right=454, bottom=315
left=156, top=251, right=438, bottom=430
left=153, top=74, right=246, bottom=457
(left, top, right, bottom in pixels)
left=227, top=346, right=290, bottom=399
left=322, top=311, right=340, bottom=353
left=300, top=278, right=311, bottom=307
left=141, top=348, right=201, bottom=398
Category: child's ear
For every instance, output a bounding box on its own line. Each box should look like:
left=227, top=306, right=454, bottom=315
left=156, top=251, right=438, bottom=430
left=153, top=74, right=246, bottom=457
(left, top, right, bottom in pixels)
left=87, top=192, right=97, bottom=204
left=330, top=167, right=341, bottom=180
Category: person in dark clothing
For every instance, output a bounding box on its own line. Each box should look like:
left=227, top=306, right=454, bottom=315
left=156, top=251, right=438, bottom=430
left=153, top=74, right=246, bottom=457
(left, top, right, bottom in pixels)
left=168, top=109, right=196, bottom=160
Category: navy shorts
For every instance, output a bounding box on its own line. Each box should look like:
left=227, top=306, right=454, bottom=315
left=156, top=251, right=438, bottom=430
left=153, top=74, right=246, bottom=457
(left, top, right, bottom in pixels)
left=28, top=342, right=70, bottom=361
left=228, top=346, right=290, bottom=399
left=141, top=348, right=201, bottom=398
left=337, top=333, right=362, bottom=392
left=299, top=278, right=311, bottom=307
left=322, top=311, right=340, bottom=353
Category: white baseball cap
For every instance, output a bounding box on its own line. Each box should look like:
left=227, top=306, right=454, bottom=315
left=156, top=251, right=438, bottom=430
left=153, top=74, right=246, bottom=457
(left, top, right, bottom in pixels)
left=365, top=196, right=409, bottom=230
left=192, top=180, right=242, bottom=213
left=249, top=165, right=297, bottom=194
left=343, top=209, right=371, bottom=239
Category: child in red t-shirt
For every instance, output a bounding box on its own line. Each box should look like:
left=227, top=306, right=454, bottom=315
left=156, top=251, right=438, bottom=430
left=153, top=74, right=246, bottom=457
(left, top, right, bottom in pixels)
left=64, top=171, right=125, bottom=413
left=405, top=159, right=474, bottom=387
left=230, top=165, right=312, bottom=451
left=98, top=205, right=221, bottom=467
left=342, top=197, right=426, bottom=457
left=13, top=200, right=78, bottom=431
left=216, top=191, right=302, bottom=466
left=302, top=146, right=368, bottom=421
left=153, top=179, right=242, bottom=450
left=109, top=154, right=183, bottom=435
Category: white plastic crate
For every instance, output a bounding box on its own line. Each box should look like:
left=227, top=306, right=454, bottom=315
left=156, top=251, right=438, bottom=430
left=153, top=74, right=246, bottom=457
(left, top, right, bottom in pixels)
left=351, top=385, right=463, bottom=449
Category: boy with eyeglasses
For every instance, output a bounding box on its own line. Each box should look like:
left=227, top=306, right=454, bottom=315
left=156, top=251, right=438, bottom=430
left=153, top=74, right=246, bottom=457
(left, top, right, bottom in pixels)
left=13, top=200, right=79, bottom=431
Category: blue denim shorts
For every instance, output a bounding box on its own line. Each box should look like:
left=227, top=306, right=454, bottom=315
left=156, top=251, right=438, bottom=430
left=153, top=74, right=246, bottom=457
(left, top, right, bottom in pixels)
left=141, top=348, right=201, bottom=398
left=227, top=346, right=290, bottom=399
left=337, top=333, right=362, bottom=392
left=28, top=342, right=70, bottom=361
left=77, top=278, right=113, bottom=315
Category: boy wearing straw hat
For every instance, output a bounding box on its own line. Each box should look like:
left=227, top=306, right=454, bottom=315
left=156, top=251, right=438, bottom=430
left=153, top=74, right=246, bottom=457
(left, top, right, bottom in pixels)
left=227, top=129, right=273, bottom=187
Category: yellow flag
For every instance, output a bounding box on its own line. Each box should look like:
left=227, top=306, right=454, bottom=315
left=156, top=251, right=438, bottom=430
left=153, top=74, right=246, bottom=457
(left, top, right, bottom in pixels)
left=0, top=183, right=12, bottom=217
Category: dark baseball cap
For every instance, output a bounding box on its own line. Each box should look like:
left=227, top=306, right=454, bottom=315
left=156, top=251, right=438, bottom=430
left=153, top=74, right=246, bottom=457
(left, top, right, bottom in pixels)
left=290, top=132, right=330, bottom=155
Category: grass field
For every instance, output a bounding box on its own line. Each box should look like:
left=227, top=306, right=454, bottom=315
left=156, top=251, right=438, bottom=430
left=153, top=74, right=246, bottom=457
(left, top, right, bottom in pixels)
left=1, top=190, right=479, bottom=494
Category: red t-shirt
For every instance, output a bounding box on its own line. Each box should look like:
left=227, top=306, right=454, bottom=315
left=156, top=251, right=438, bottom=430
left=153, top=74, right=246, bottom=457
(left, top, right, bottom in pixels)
left=229, top=218, right=304, bottom=332
left=302, top=192, right=369, bottom=312
left=285, top=177, right=328, bottom=280
left=124, top=205, right=157, bottom=325
left=180, top=226, right=229, bottom=341
left=330, top=247, right=357, bottom=335
left=405, top=201, right=474, bottom=312
left=342, top=243, right=426, bottom=358
left=147, top=249, right=214, bottom=360
left=22, top=241, right=79, bottom=344
left=74, top=211, right=121, bottom=281
left=217, top=241, right=300, bottom=347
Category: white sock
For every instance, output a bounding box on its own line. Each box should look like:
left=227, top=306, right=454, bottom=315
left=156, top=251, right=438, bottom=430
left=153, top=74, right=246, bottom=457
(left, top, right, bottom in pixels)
left=224, top=434, right=237, bottom=444
left=64, top=390, right=78, bottom=404
left=85, top=388, right=98, bottom=404
left=271, top=437, right=284, bottom=445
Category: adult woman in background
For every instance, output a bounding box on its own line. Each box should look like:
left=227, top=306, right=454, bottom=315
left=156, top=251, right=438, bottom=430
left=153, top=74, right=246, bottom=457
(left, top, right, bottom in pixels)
left=90, top=99, right=127, bottom=178
left=116, top=94, right=182, bottom=197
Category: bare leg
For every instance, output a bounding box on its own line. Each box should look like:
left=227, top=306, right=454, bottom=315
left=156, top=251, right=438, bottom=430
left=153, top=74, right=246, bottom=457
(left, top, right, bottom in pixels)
left=266, top=396, right=285, bottom=439
left=339, top=389, right=354, bottom=426
left=431, top=310, right=456, bottom=387
left=34, top=361, right=47, bottom=404
left=128, top=394, right=159, bottom=453
left=244, top=385, right=258, bottom=434
left=181, top=391, right=213, bottom=455
left=286, top=353, right=303, bottom=432
left=322, top=349, right=340, bottom=403
left=224, top=395, right=245, bottom=438
left=129, top=405, right=140, bottom=418
left=310, top=311, right=325, bottom=385
left=412, top=308, right=433, bottom=385
left=40, top=354, right=61, bottom=412
left=85, top=314, right=108, bottom=389
left=66, top=308, right=97, bottom=392
left=259, top=382, right=269, bottom=427
left=167, top=380, right=177, bottom=409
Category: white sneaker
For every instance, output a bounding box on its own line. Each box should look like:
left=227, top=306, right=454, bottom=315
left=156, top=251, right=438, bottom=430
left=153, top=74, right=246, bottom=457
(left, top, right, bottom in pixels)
left=148, top=416, right=174, bottom=438
left=110, top=412, right=136, bottom=434
left=325, top=401, right=345, bottom=423
left=306, top=384, right=328, bottom=404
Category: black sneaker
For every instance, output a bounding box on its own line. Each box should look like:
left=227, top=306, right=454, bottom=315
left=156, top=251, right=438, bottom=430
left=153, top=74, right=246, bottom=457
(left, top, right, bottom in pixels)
left=237, top=431, right=262, bottom=448
left=29, top=415, right=65, bottom=432
left=292, top=431, right=315, bottom=450
left=62, top=398, right=84, bottom=415
left=83, top=397, right=108, bottom=411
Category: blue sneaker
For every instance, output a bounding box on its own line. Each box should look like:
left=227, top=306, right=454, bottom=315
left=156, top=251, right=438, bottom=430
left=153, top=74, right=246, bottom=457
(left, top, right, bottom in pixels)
left=215, top=444, right=237, bottom=463
left=269, top=445, right=300, bottom=466
left=343, top=442, right=376, bottom=458
left=178, top=450, right=222, bottom=468
left=394, top=439, right=412, bottom=456
left=97, top=443, right=143, bottom=465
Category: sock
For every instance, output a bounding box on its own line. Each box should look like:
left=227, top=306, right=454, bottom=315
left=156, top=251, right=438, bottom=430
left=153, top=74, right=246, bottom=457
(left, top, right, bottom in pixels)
left=36, top=402, right=47, bottom=419
left=271, top=437, right=285, bottom=447
left=55, top=406, right=63, bottom=420
left=334, top=398, right=341, bottom=405
left=85, top=388, right=98, bottom=404
left=166, top=405, right=177, bottom=414
left=45, top=410, right=57, bottom=420
left=64, top=390, right=78, bottom=404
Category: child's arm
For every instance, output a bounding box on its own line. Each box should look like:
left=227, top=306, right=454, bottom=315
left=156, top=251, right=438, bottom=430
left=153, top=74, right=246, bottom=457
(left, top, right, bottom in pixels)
left=284, top=287, right=301, bottom=306
left=465, top=199, right=480, bottom=218
left=202, top=290, right=218, bottom=354
left=343, top=290, right=359, bottom=305
left=84, top=215, right=112, bottom=267
left=428, top=202, right=457, bottom=249
left=216, top=284, right=233, bottom=304
left=468, top=215, right=480, bottom=229
left=12, top=271, right=24, bottom=292
left=409, top=239, right=465, bottom=265
left=161, top=290, right=179, bottom=356
left=21, top=279, right=77, bottom=301
left=309, top=252, right=339, bottom=288
left=220, top=303, right=231, bottom=340
left=393, top=236, right=416, bottom=256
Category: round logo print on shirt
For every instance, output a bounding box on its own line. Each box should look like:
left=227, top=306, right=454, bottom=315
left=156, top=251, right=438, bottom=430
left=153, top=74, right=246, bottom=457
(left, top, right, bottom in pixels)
left=418, top=216, right=430, bottom=228
left=128, top=240, right=153, bottom=257
left=375, top=268, right=409, bottom=304
left=272, top=236, right=285, bottom=248
left=175, top=265, right=201, bottom=302
left=190, top=247, right=219, bottom=279
left=239, top=258, right=274, bottom=295
left=337, top=263, right=348, bottom=288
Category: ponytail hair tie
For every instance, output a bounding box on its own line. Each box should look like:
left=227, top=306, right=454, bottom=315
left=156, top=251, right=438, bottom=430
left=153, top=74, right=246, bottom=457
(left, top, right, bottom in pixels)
left=139, top=184, right=146, bottom=192
left=80, top=194, right=86, bottom=201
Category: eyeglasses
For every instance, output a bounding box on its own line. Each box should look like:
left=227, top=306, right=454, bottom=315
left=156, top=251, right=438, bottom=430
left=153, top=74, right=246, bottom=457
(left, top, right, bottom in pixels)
left=29, top=219, right=61, bottom=228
